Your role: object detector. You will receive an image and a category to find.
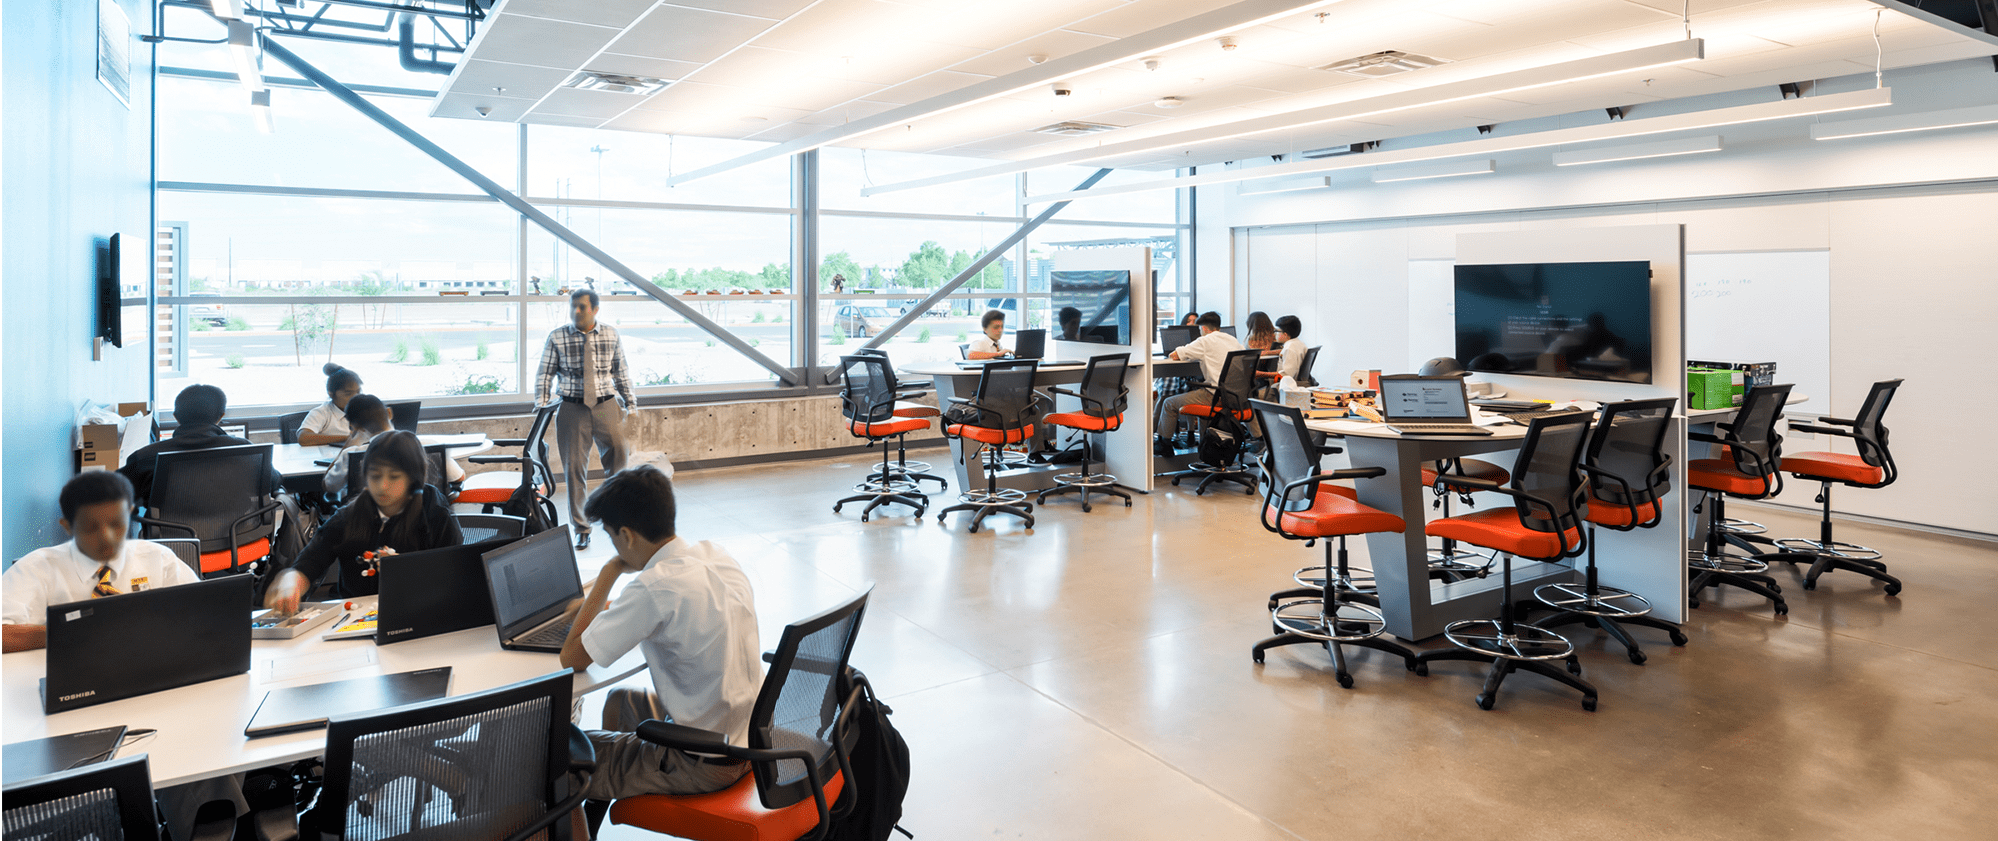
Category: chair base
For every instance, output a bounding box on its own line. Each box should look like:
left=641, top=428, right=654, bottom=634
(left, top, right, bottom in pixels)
left=869, top=463, right=949, bottom=491
left=1527, top=584, right=1687, bottom=666
left=833, top=476, right=928, bottom=523
left=1162, top=462, right=1258, bottom=496
left=1688, top=549, right=1788, bottom=615
left=1427, top=547, right=1494, bottom=582
left=1288, top=565, right=1376, bottom=596
left=936, top=488, right=1033, bottom=533
left=1251, top=599, right=1418, bottom=688
left=1416, top=645, right=1599, bottom=711
left=1035, top=470, right=1145, bottom=513
left=1763, top=543, right=1902, bottom=595
left=1719, top=517, right=1768, bottom=536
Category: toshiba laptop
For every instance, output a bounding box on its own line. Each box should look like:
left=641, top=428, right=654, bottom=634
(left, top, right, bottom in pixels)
left=1158, top=325, right=1197, bottom=356
left=43, top=576, right=252, bottom=713
left=1011, top=329, right=1083, bottom=367
left=1377, top=375, right=1493, bottom=436
left=374, top=537, right=519, bottom=645
left=480, top=526, right=585, bottom=653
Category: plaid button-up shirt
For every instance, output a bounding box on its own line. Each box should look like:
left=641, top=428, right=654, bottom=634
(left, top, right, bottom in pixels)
left=536, top=322, right=635, bottom=408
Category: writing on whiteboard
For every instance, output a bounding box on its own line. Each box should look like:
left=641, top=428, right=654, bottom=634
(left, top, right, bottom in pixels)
left=1689, top=276, right=1754, bottom=300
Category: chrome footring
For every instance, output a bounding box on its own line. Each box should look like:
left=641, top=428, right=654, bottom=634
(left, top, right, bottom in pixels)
left=881, top=460, right=934, bottom=474
left=1052, top=471, right=1120, bottom=487
left=1687, top=549, right=1771, bottom=575
left=1532, top=583, right=1654, bottom=618
left=957, top=488, right=1029, bottom=506
left=1291, top=565, right=1377, bottom=594
left=1270, top=599, right=1390, bottom=643
left=1185, top=461, right=1247, bottom=474
left=1426, top=548, right=1494, bottom=573
left=852, top=478, right=922, bottom=496
left=1718, top=517, right=1767, bottom=536
left=1443, top=619, right=1576, bottom=661
left=1774, top=537, right=1882, bottom=561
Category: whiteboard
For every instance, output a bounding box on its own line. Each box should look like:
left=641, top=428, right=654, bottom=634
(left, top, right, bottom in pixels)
left=1685, top=251, right=1831, bottom=415
left=1407, top=259, right=1453, bottom=368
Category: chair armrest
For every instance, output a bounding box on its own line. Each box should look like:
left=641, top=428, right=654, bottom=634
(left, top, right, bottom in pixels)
left=1431, top=473, right=1504, bottom=494
left=135, top=516, right=197, bottom=540
left=1814, top=416, right=1856, bottom=426
left=634, top=720, right=734, bottom=757
left=946, top=396, right=971, bottom=405
left=567, top=722, right=597, bottom=774
left=467, top=454, right=527, bottom=465
left=1687, top=431, right=1730, bottom=446
left=497, top=724, right=598, bottom=841
left=1046, top=386, right=1082, bottom=399
left=1788, top=423, right=1852, bottom=437
left=1325, top=466, right=1386, bottom=481
left=490, top=438, right=529, bottom=448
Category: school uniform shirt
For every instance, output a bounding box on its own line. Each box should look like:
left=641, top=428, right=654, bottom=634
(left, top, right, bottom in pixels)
left=1277, top=338, right=1308, bottom=381
left=299, top=400, right=354, bottom=443
left=287, top=486, right=462, bottom=597
left=2, top=539, right=201, bottom=626
left=967, top=334, right=1007, bottom=357
left=119, top=423, right=283, bottom=503
left=1176, top=330, right=1246, bottom=385
left=322, top=434, right=464, bottom=495
left=581, top=538, right=763, bottom=747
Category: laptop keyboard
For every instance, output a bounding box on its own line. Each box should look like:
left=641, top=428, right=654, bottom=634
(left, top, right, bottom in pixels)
left=516, top=615, right=575, bottom=648
left=1387, top=423, right=1493, bottom=436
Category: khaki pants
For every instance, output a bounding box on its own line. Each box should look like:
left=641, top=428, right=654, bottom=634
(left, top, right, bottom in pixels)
left=582, top=688, right=748, bottom=801
left=556, top=399, right=628, bottom=534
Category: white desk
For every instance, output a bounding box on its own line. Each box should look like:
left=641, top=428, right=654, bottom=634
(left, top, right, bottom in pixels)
left=272, top=434, right=494, bottom=480
left=2, top=598, right=643, bottom=788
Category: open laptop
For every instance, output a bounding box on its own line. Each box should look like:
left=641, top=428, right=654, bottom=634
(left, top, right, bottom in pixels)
left=480, top=526, right=586, bottom=653
left=43, top=576, right=252, bottom=713
left=1012, top=329, right=1084, bottom=366
left=1158, top=324, right=1197, bottom=356
left=1377, top=375, right=1494, bottom=436
left=374, top=537, right=519, bottom=645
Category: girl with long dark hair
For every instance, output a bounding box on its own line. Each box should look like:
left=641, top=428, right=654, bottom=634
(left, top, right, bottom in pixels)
left=264, top=430, right=462, bottom=611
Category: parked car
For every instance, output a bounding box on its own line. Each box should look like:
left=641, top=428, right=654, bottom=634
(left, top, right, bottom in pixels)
left=834, top=305, right=897, bottom=337
left=188, top=293, right=227, bottom=327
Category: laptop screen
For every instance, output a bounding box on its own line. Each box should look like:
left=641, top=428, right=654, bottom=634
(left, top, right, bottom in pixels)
left=1159, top=325, right=1196, bottom=355
left=1014, top=328, right=1047, bottom=360
left=482, top=527, right=583, bottom=634
left=1379, top=376, right=1472, bottom=422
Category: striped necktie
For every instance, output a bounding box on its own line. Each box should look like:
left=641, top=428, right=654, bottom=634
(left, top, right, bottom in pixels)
left=92, top=566, right=119, bottom=598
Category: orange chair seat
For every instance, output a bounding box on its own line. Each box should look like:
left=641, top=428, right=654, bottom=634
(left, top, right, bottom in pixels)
left=1688, top=459, right=1774, bottom=496
left=1267, top=484, right=1405, bottom=538
left=1419, top=459, right=1511, bottom=491
left=1427, top=508, right=1581, bottom=560
left=1782, top=451, right=1884, bottom=486
left=610, top=770, right=844, bottom=841
left=198, top=537, right=271, bottom=575
left=1042, top=411, right=1122, bottom=432
left=456, top=470, right=526, bottom=505
left=849, top=417, right=930, bottom=438
left=1585, top=498, right=1659, bottom=528
left=945, top=423, right=1035, bottom=446
left=1182, top=404, right=1251, bottom=422
left=892, top=402, right=940, bottom=418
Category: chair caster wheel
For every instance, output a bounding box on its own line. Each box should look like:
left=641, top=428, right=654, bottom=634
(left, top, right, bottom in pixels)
left=1669, top=631, right=1689, bottom=646
left=1124, top=500, right=1133, bottom=507
left=1414, top=663, right=1429, bottom=677
left=1774, top=602, right=1789, bottom=616
left=1022, top=503, right=1033, bottom=512
left=1252, top=650, right=1265, bottom=664
left=1582, top=696, right=1598, bottom=712
left=1802, top=579, right=1817, bottom=591
left=833, top=504, right=843, bottom=513
left=1082, top=504, right=1092, bottom=513
left=1171, top=478, right=1183, bottom=486
left=1476, top=694, right=1496, bottom=711
left=1769, top=583, right=1782, bottom=593
left=1336, top=673, right=1354, bottom=689
left=1627, top=649, right=1646, bottom=665
left=860, top=514, right=870, bottom=523
left=1885, top=584, right=1902, bottom=596
left=1566, top=658, right=1582, bottom=676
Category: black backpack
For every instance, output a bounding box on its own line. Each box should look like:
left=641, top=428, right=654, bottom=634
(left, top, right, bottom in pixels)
left=1198, top=411, right=1246, bottom=467
left=499, top=482, right=559, bottom=535
left=829, top=669, right=912, bottom=841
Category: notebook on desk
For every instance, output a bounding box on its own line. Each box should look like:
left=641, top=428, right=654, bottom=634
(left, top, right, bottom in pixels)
left=481, top=526, right=585, bottom=654
left=42, top=576, right=252, bottom=713
left=244, top=667, right=452, bottom=737
left=1377, top=375, right=1493, bottom=436
left=2, top=726, right=128, bottom=784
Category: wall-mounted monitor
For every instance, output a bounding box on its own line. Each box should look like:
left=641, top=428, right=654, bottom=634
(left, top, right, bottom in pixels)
left=98, top=233, right=124, bottom=349
left=1050, top=270, right=1132, bottom=346
left=1453, top=260, right=1653, bottom=384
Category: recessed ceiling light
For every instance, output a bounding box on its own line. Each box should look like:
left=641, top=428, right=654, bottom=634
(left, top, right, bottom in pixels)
left=1317, top=50, right=1448, bottom=77
left=1155, top=97, right=1184, bottom=109
left=567, top=72, right=669, bottom=95
left=1033, top=120, right=1122, bottom=136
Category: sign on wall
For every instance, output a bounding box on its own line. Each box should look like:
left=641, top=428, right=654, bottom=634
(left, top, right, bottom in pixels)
left=98, top=0, right=132, bottom=108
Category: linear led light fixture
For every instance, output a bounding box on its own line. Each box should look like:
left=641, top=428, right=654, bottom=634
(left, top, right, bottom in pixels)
left=1552, top=134, right=1720, bottom=166
left=1025, top=87, right=1893, bottom=203
left=662, top=0, right=1348, bottom=187
left=209, top=0, right=244, bottom=21
left=227, top=20, right=265, bottom=94
left=1371, top=158, right=1494, bottom=182
left=1239, top=175, right=1334, bottom=195
left=1808, top=103, right=1998, bottom=140
left=250, top=90, right=274, bottom=134
left=863, top=38, right=1706, bottom=197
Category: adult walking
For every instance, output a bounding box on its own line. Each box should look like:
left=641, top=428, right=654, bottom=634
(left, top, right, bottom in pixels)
left=536, top=289, right=635, bottom=550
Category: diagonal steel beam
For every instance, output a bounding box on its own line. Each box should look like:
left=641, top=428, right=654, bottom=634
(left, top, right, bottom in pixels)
left=259, top=35, right=801, bottom=385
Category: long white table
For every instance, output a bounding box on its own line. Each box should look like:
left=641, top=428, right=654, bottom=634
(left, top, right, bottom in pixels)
left=272, top=433, right=494, bottom=480
left=1, top=597, right=644, bottom=788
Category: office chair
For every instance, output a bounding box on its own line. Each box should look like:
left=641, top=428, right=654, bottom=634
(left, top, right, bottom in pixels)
left=388, top=400, right=421, bottom=432
left=138, top=444, right=283, bottom=577
left=1037, top=353, right=1146, bottom=512
left=151, top=537, right=203, bottom=577
left=851, top=347, right=948, bottom=491
left=834, top=354, right=932, bottom=522
left=1413, top=411, right=1598, bottom=711
left=458, top=403, right=560, bottom=531
left=455, top=513, right=528, bottom=544
left=1419, top=459, right=1509, bottom=582
left=1686, top=383, right=1795, bottom=615
left=937, top=359, right=1040, bottom=533
left=2, top=754, right=171, bottom=841
left=1249, top=400, right=1418, bottom=688
left=1761, top=378, right=1904, bottom=594
left=306, top=670, right=594, bottom=841
left=1163, top=348, right=1262, bottom=496
left=277, top=410, right=310, bottom=445
left=1527, top=397, right=1688, bottom=665
left=1296, top=345, right=1321, bottom=387
left=601, top=589, right=871, bottom=841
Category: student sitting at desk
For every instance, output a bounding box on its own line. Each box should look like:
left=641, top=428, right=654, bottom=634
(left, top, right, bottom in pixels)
left=1258, top=315, right=1309, bottom=384
left=1244, top=311, right=1277, bottom=352
left=119, top=384, right=282, bottom=502
left=559, top=465, right=763, bottom=801
left=264, top=430, right=462, bottom=612
left=967, top=308, right=1012, bottom=359
left=2, top=472, right=201, bottom=653
left=322, top=394, right=462, bottom=496
left=298, top=363, right=365, bottom=446
left=1157, top=311, right=1246, bottom=455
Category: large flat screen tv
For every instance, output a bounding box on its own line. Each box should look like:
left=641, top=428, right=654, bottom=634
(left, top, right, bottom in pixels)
left=1050, top=270, right=1132, bottom=346
left=1453, top=260, right=1653, bottom=384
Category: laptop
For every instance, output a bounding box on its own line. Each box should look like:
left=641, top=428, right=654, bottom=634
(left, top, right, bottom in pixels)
left=1011, top=329, right=1083, bottom=367
left=2, top=726, right=128, bottom=784
left=480, top=526, right=586, bottom=653
left=1377, top=375, right=1494, bottom=436
left=1158, top=325, right=1197, bottom=356
left=374, top=537, right=519, bottom=645
left=244, top=667, right=452, bottom=738
left=43, top=576, right=252, bottom=713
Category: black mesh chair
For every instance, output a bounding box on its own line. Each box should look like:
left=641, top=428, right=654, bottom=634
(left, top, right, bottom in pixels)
left=1296, top=346, right=1321, bottom=387
left=2, top=754, right=162, bottom=841
left=1037, top=353, right=1147, bottom=512
left=834, top=354, right=932, bottom=522
left=1686, top=383, right=1795, bottom=615
left=604, top=588, right=871, bottom=841
left=388, top=400, right=421, bottom=432
left=1763, top=379, right=1904, bottom=594
left=154, top=537, right=203, bottom=577
left=277, top=410, right=311, bottom=445
left=1413, top=412, right=1599, bottom=711
left=456, top=513, right=527, bottom=544
left=851, top=347, right=947, bottom=491
left=937, top=360, right=1041, bottom=533
left=459, top=404, right=559, bottom=528
left=1528, top=397, right=1688, bottom=665
left=1163, top=349, right=1263, bottom=496
left=307, top=670, right=594, bottom=841
left=138, top=444, right=282, bottom=578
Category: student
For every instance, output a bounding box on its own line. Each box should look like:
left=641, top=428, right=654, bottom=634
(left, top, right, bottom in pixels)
left=1244, top=311, right=1277, bottom=352
left=1, top=472, right=201, bottom=653
left=264, top=430, right=462, bottom=613
left=119, top=384, right=282, bottom=502
left=559, top=465, right=762, bottom=801
left=1260, top=315, right=1308, bottom=383
left=1180, top=312, right=1200, bottom=326
left=322, top=394, right=461, bottom=495
left=967, top=308, right=1011, bottom=359
left=1158, top=311, right=1246, bottom=454
left=298, top=363, right=364, bottom=446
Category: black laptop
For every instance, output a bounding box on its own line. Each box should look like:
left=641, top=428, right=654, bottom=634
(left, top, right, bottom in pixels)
left=1012, top=329, right=1083, bottom=366
left=43, top=576, right=252, bottom=713
left=2, top=726, right=127, bottom=784
left=374, top=537, right=519, bottom=645
left=1158, top=324, right=1198, bottom=355
left=480, top=526, right=586, bottom=654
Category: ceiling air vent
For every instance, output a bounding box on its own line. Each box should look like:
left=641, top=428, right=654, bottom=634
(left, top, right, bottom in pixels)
left=1315, top=50, right=1446, bottom=77
left=566, top=71, right=669, bottom=95
left=1032, top=120, right=1122, bottom=137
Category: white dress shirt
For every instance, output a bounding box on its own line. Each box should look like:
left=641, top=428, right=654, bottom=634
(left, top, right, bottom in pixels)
left=300, top=401, right=354, bottom=442
left=1176, top=330, right=1246, bottom=385
left=2, top=539, right=201, bottom=625
left=581, top=538, right=763, bottom=745
left=967, top=334, right=1007, bottom=357
left=1277, top=338, right=1308, bottom=380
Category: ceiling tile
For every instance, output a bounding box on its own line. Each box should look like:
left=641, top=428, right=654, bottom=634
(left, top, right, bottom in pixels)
left=658, top=0, right=818, bottom=19
left=433, top=90, right=538, bottom=121
left=947, top=29, right=1117, bottom=77
left=585, top=53, right=704, bottom=81
left=867, top=70, right=993, bottom=105
left=1066, top=0, right=1257, bottom=39
left=534, top=87, right=650, bottom=119
left=605, top=5, right=783, bottom=64
left=499, top=0, right=660, bottom=29
left=447, top=59, right=575, bottom=100
left=794, top=100, right=901, bottom=125
left=469, top=15, right=621, bottom=70
left=523, top=113, right=610, bottom=128
left=631, top=80, right=745, bottom=113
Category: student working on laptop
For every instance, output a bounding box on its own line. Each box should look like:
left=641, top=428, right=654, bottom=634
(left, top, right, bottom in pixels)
left=265, top=430, right=463, bottom=614
left=558, top=465, right=764, bottom=801
left=1156, top=311, right=1246, bottom=455
left=2, top=472, right=200, bottom=653
left=967, top=308, right=1012, bottom=359
left=321, top=394, right=462, bottom=496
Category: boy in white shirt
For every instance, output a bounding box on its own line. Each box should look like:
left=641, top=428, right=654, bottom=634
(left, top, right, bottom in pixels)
left=323, top=394, right=463, bottom=496
left=1157, top=311, right=1246, bottom=453
left=966, top=309, right=1011, bottom=359
left=3, top=471, right=200, bottom=653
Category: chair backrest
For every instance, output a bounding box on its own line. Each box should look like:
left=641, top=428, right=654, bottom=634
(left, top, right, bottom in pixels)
left=154, top=538, right=202, bottom=576
left=1504, top=411, right=1595, bottom=557
left=1210, top=349, right=1262, bottom=413
left=1725, top=383, right=1794, bottom=478
left=519, top=402, right=560, bottom=491
left=2, top=753, right=159, bottom=841
left=345, top=450, right=368, bottom=499
left=1584, top=397, right=1677, bottom=526
left=277, top=410, right=310, bottom=445
left=456, top=513, right=527, bottom=544
left=956, top=343, right=968, bottom=360
left=748, top=588, right=871, bottom=811
left=1847, top=378, right=1901, bottom=476
left=319, top=670, right=573, bottom=840
left=423, top=443, right=453, bottom=490
left=839, top=354, right=899, bottom=424
left=147, top=444, right=275, bottom=554
left=388, top=400, right=421, bottom=432
left=1249, top=399, right=1321, bottom=515
left=1297, top=346, right=1321, bottom=387
left=968, top=359, right=1040, bottom=430
left=1074, top=353, right=1131, bottom=418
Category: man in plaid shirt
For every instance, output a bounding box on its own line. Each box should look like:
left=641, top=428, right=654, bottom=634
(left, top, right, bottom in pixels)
left=536, top=288, right=636, bottom=550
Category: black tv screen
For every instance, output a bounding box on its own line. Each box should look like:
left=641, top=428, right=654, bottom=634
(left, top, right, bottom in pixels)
left=98, top=233, right=123, bottom=349
left=1453, top=260, right=1652, bottom=384
left=1050, top=270, right=1132, bottom=346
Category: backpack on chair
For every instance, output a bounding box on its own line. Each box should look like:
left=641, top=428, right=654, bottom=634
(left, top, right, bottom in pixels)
left=1198, top=411, right=1246, bottom=467
left=828, top=668, right=913, bottom=841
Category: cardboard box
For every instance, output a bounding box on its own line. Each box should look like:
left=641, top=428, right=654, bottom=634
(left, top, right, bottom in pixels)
left=77, top=402, right=151, bottom=472
left=1686, top=369, right=1741, bottom=411
left=1687, top=359, right=1777, bottom=390
left=1349, top=369, right=1381, bottom=390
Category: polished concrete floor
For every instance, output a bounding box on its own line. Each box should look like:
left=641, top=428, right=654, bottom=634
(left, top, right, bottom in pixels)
left=577, top=452, right=1998, bottom=840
